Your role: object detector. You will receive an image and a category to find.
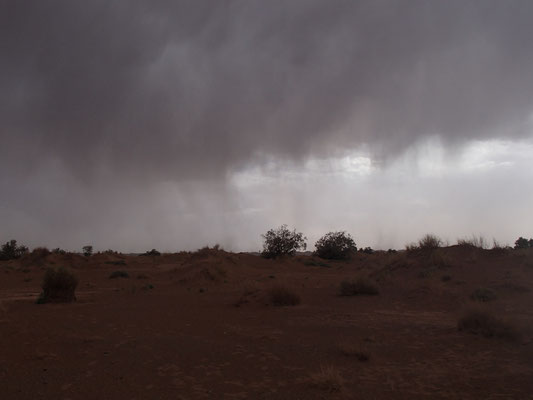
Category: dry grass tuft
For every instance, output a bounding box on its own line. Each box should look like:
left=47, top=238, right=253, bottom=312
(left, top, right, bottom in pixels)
left=309, top=365, right=343, bottom=392
left=268, top=285, right=300, bottom=306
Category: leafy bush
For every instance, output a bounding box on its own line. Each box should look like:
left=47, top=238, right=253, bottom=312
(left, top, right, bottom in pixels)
left=82, top=245, right=93, bottom=257
left=314, top=231, right=356, bottom=260
left=109, top=270, right=130, bottom=279
left=52, top=248, right=67, bottom=255
left=0, top=240, right=29, bottom=261
left=359, top=246, right=374, bottom=254
left=514, top=237, right=533, bottom=249
left=339, top=277, right=379, bottom=296
left=261, top=224, right=306, bottom=259
left=268, top=285, right=301, bottom=306
left=458, top=309, right=519, bottom=341
left=37, top=267, right=78, bottom=303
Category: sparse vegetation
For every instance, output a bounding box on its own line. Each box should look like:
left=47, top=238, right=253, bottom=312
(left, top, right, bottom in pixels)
left=109, top=270, right=129, bottom=279
left=339, top=277, right=379, bottom=296
left=37, top=267, right=78, bottom=303
left=458, top=309, right=519, bottom=341
left=314, top=231, right=356, bottom=260
left=470, top=288, right=497, bottom=302
left=0, top=240, right=29, bottom=261
left=268, top=285, right=301, bottom=306
left=261, top=225, right=307, bottom=259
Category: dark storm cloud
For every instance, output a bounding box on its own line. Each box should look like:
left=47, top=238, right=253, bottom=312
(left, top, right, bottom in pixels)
left=2, top=0, right=533, bottom=181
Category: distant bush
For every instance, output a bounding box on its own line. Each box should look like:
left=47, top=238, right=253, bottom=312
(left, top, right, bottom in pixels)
left=140, top=249, right=161, bottom=256
left=82, top=245, right=93, bottom=257
left=0, top=240, right=29, bottom=261
left=109, top=270, right=129, bottom=279
left=470, top=288, right=497, bottom=302
left=268, top=285, right=301, bottom=306
left=37, top=267, right=78, bottom=303
left=339, top=277, right=379, bottom=296
left=314, top=231, right=356, bottom=260
left=52, top=248, right=67, bottom=255
left=31, top=247, right=51, bottom=257
left=261, top=225, right=306, bottom=259
left=359, top=246, right=374, bottom=254
left=458, top=309, right=519, bottom=341
left=514, top=237, right=533, bottom=249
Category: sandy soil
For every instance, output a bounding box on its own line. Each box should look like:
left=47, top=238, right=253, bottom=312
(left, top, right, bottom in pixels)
left=1, top=246, right=533, bottom=399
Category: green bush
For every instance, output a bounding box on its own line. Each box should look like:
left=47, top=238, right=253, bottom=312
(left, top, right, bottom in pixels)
left=0, top=240, right=29, bottom=261
left=514, top=237, right=533, bottom=249
left=314, top=231, right=356, bottom=260
left=261, top=225, right=306, bottom=259
left=37, top=267, right=78, bottom=303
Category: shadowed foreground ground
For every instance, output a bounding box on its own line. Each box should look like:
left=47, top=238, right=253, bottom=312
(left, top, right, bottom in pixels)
left=1, top=246, right=532, bottom=399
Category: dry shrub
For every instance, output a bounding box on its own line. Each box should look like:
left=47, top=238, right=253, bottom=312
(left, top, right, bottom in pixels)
left=37, top=267, right=78, bottom=303
left=470, top=288, right=497, bottom=302
left=338, top=342, right=370, bottom=361
left=339, top=277, right=379, bottom=296
left=457, top=235, right=487, bottom=249
left=458, top=308, right=520, bottom=341
left=109, top=270, right=129, bottom=279
left=309, top=365, right=343, bottom=392
left=418, top=234, right=443, bottom=249
left=268, top=285, right=300, bottom=306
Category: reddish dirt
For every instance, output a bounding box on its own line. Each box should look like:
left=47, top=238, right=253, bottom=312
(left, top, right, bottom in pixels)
left=1, top=247, right=533, bottom=399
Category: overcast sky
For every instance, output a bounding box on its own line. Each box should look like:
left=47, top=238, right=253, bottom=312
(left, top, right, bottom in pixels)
left=1, top=0, right=533, bottom=252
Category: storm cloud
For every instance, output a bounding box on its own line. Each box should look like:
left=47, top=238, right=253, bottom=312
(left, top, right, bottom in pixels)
left=1, top=1, right=533, bottom=251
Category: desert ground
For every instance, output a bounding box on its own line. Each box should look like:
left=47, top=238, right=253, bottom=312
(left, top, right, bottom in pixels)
left=1, top=246, right=533, bottom=399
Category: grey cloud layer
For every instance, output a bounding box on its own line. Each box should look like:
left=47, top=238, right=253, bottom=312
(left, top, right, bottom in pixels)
left=2, top=0, right=533, bottom=181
